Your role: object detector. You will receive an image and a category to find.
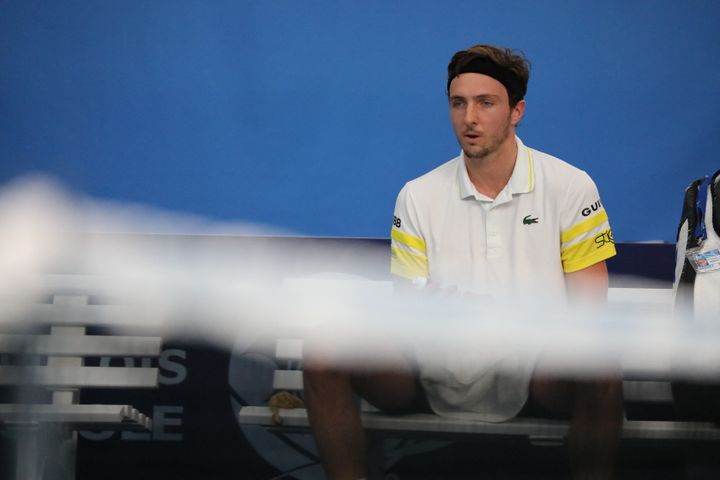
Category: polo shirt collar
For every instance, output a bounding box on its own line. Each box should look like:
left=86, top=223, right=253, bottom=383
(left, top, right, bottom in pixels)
left=458, top=153, right=479, bottom=199
left=457, top=136, right=535, bottom=200
left=507, top=136, right=535, bottom=195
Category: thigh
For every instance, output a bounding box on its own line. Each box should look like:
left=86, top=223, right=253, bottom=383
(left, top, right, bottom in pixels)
left=304, top=325, right=430, bottom=414
left=526, top=374, right=575, bottom=419
left=527, top=373, right=623, bottom=420
left=352, top=369, right=430, bottom=414
left=350, top=344, right=431, bottom=415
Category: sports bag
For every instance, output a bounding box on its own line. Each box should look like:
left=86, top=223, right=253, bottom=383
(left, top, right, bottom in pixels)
left=672, top=169, right=720, bottom=421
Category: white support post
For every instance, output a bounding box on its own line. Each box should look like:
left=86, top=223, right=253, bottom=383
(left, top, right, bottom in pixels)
left=45, top=295, right=89, bottom=480
left=15, top=425, right=41, bottom=480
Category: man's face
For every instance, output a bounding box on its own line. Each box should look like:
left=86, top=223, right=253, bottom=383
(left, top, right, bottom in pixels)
left=448, top=73, right=525, bottom=160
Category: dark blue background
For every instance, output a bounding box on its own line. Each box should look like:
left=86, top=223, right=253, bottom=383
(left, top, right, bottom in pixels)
left=1, top=0, right=718, bottom=240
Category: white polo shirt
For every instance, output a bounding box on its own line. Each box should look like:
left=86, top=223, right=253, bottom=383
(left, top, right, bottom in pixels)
left=390, top=136, right=616, bottom=421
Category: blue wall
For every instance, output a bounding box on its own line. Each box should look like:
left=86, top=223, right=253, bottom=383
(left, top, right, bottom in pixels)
left=1, top=0, right=718, bottom=240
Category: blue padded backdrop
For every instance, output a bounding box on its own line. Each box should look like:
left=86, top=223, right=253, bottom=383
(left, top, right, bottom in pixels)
left=1, top=0, right=718, bottom=240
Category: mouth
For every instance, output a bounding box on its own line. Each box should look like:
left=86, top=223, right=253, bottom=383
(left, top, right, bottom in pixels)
left=463, top=132, right=481, bottom=142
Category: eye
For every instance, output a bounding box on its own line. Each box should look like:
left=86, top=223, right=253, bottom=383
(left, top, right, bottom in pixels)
left=450, top=99, right=465, bottom=108
left=481, top=100, right=494, bottom=108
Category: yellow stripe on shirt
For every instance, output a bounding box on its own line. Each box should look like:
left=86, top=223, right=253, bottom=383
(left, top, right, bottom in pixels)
left=391, top=227, right=427, bottom=254
left=561, top=210, right=609, bottom=244
left=561, top=228, right=616, bottom=272
left=390, top=245, right=429, bottom=279
left=527, top=149, right=534, bottom=192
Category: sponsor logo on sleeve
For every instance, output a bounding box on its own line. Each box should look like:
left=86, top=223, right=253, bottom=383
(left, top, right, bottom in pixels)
left=581, top=200, right=602, bottom=217
left=594, top=229, right=614, bottom=248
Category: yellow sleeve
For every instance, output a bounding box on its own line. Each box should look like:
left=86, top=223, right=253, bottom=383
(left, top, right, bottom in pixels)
left=559, top=173, right=616, bottom=273
left=390, top=185, right=429, bottom=279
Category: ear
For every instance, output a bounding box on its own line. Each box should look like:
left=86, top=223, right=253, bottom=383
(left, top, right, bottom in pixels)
left=510, top=99, right=526, bottom=126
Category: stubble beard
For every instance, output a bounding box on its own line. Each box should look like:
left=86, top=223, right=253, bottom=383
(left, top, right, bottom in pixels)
left=462, top=116, right=513, bottom=161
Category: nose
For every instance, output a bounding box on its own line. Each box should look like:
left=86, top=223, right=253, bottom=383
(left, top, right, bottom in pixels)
left=464, top=103, right=479, bottom=126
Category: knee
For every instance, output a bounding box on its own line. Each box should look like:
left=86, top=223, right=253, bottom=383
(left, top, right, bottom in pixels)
left=302, top=352, right=352, bottom=393
left=303, top=360, right=335, bottom=384
left=529, top=377, right=575, bottom=415
left=587, top=378, right=623, bottom=402
left=574, top=378, right=624, bottom=419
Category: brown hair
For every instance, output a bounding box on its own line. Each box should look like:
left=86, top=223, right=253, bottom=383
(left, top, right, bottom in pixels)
left=447, top=45, right=530, bottom=106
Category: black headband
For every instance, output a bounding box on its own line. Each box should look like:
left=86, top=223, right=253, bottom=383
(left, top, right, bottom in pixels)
left=447, top=57, right=525, bottom=102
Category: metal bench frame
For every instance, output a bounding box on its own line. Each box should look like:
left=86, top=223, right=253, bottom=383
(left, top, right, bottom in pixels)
left=1, top=280, right=162, bottom=480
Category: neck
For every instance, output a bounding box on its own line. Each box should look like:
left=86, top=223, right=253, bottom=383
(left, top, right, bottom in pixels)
left=465, top=135, right=518, bottom=199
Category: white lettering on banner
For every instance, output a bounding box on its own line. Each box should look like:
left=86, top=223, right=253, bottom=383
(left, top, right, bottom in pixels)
left=158, top=349, right=187, bottom=385
left=82, top=349, right=187, bottom=442
left=80, top=406, right=184, bottom=442
left=98, top=349, right=187, bottom=385
left=152, top=405, right=183, bottom=441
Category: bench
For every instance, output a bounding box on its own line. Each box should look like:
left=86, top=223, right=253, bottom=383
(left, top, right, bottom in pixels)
left=0, top=275, right=162, bottom=480
left=237, top=281, right=720, bottom=477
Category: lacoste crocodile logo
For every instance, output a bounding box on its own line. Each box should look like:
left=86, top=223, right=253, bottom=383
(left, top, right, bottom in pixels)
left=523, top=215, right=539, bottom=225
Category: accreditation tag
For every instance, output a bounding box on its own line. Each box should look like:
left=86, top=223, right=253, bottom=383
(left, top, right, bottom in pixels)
left=686, top=246, right=720, bottom=274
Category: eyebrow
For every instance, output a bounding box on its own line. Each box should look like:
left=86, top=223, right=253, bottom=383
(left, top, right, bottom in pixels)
left=449, top=93, right=501, bottom=102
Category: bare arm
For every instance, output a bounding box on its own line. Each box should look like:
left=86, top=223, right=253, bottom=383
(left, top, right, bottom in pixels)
left=563, top=261, right=623, bottom=478
left=564, top=260, right=609, bottom=303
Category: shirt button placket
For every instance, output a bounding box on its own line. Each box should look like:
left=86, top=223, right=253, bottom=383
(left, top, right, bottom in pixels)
left=486, top=208, right=502, bottom=259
